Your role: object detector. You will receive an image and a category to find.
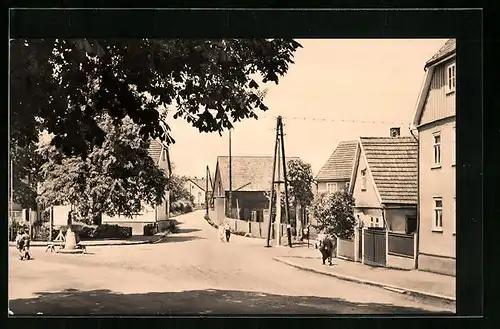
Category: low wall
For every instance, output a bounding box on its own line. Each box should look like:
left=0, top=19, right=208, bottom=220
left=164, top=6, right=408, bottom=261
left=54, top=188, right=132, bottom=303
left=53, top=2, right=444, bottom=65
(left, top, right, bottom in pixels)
left=103, top=221, right=153, bottom=236
left=337, top=238, right=355, bottom=260
left=387, top=254, right=415, bottom=270
left=418, top=253, right=456, bottom=277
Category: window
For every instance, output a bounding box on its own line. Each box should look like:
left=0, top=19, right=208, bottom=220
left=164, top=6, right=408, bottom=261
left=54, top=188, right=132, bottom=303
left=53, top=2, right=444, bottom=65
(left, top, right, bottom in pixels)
left=370, top=217, right=374, bottom=227
left=433, top=133, right=441, bottom=166
left=433, top=198, right=443, bottom=231
left=452, top=126, right=456, bottom=166
left=446, top=63, right=456, bottom=93
left=452, top=196, right=456, bottom=235
left=361, top=169, right=367, bottom=191
left=327, top=183, right=337, bottom=193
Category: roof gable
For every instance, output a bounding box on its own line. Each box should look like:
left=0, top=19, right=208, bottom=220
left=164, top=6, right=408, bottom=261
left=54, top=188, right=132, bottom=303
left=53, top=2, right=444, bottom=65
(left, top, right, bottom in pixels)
left=188, top=178, right=212, bottom=192
left=425, top=39, right=456, bottom=69
left=413, top=39, right=456, bottom=127
left=148, top=139, right=172, bottom=176
left=216, top=156, right=300, bottom=192
left=315, top=140, right=358, bottom=182
left=359, top=137, right=418, bottom=205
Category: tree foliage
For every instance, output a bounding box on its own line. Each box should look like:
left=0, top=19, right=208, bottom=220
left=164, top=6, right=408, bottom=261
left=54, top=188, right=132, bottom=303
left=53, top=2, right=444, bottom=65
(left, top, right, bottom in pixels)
left=167, top=175, right=194, bottom=205
left=10, top=39, right=302, bottom=158
left=286, top=159, right=314, bottom=208
left=10, top=142, right=44, bottom=209
left=36, top=114, right=169, bottom=223
left=310, top=187, right=356, bottom=240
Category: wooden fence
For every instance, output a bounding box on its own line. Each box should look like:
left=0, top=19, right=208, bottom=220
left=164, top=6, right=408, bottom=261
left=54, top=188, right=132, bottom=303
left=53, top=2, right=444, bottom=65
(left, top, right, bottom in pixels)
left=334, top=229, right=417, bottom=270
left=388, top=232, right=415, bottom=258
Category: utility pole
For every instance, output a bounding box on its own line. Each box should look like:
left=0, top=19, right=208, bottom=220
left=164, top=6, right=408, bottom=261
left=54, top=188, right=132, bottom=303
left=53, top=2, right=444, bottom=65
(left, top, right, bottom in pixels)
left=279, top=117, right=293, bottom=247
left=265, top=116, right=293, bottom=248
left=10, top=159, right=14, bottom=240
left=276, top=140, right=282, bottom=246
left=266, top=118, right=280, bottom=248
left=205, top=165, right=209, bottom=217
left=228, top=129, right=233, bottom=218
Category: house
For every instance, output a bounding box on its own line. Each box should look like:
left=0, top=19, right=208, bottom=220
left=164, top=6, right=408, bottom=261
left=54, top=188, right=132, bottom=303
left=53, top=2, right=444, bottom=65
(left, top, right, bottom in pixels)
left=185, top=177, right=211, bottom=208
left=412, top=39, right=456, bottom=276
left=99, top=138, right=173, bottom=235
left=315, top=140, right=358, bottom=194
left=349, top=132, right=418, bottom=234
left=212, top=155, right=299, bottom=222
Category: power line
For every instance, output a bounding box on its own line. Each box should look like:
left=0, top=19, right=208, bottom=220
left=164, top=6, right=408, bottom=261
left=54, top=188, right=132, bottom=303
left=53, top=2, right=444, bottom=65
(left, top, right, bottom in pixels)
left=273, top=116, right=409, bottom=125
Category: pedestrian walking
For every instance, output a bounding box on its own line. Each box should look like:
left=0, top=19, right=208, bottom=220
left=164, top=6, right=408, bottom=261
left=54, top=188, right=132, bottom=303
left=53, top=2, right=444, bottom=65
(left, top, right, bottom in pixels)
left=15, top=226, right=31, bottom=260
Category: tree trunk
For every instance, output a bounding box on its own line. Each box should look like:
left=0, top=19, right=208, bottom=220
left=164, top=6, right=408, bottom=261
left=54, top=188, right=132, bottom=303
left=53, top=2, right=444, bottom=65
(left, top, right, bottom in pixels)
left=296, top=204, right=302, bottom=239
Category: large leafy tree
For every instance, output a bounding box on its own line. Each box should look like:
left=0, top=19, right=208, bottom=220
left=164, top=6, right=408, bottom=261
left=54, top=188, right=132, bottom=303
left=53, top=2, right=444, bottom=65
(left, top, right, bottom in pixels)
left=10, top=39, right=302, bottom=159
left=286, top=159, right=314, bottom=208
left=285, top=159, right=314, bottom=236
left=10, top=142, right=44, bottom=209
left=310, top=187, right=356, bottom=240
left=36, top=114, right=169, bottom=224
left=168, top=175, right=194, bottom=204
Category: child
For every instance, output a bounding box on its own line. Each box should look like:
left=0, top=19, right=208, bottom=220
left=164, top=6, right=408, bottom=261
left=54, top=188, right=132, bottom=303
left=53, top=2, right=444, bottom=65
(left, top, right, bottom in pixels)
left=16, top=228, right=31, bottom=260
left=224, top=222, right=231, bottom=242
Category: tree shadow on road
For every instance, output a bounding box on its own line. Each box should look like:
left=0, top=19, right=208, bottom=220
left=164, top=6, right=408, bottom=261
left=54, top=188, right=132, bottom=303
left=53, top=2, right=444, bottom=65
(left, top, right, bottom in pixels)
left=9, top=288, right=453, bottom=316
left=154, top=236, right=206, bottom=244
left=176, top=228, right=202, bottom=234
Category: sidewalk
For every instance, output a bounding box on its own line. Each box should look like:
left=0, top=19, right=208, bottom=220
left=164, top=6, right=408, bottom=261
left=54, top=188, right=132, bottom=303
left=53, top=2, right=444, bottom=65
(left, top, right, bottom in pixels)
left=273, top=245, right=455, bottom=304
left=8, top=235, right=159, bottom=247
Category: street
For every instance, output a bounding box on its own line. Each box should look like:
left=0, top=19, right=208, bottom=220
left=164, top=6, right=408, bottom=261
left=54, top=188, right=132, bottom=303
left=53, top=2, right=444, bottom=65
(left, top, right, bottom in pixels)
left=9, top=210, right=453, bottom=315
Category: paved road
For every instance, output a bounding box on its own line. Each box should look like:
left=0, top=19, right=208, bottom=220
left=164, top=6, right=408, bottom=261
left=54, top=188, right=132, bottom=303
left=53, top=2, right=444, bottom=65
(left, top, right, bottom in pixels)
left=9, top=210, right=453, bottom=315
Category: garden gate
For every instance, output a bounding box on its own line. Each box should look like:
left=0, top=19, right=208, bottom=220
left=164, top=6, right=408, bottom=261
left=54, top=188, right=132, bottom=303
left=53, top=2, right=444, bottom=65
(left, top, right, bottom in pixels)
left=363, top=228, right=386, bottom=267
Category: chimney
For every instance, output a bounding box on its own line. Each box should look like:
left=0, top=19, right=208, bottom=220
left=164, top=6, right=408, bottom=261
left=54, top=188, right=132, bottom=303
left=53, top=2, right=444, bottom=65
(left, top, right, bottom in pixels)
left=390, top=127, right=401, bottom=138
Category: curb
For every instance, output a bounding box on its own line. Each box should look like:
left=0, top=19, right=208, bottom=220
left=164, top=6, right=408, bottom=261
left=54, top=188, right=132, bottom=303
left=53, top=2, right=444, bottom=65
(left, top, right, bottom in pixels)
left=8, top=240, right=153, bottom=247
left=273, top=257, right=456, bottom=305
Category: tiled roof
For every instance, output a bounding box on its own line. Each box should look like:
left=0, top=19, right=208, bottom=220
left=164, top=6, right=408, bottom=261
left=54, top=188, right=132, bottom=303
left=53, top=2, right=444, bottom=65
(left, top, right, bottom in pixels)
left=315, top=141, right=358, bottom=181
left=217, top=156, right=300, bottom=192
left=148, top=139, right=164, bottom=164
left=425, top=39, right=456, bottom=68
left=360, top=137, right=418, bottom=205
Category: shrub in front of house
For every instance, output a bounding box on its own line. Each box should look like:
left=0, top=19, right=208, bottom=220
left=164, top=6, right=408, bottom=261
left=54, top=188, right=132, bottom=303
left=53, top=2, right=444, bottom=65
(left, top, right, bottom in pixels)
left=143, top=223, right=157, bottom=236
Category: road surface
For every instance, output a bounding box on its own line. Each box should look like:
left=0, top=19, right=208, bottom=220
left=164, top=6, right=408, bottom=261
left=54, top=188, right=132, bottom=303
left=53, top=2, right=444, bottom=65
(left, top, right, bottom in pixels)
left=9, top=210, right=453, bottom=315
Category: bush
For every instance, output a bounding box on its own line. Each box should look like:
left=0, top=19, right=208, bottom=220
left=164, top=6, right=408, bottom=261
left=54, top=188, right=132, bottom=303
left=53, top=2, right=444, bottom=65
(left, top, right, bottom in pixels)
left=310, top=187, right=356, bottom=240
left=143, top=223, right=157, bottom=236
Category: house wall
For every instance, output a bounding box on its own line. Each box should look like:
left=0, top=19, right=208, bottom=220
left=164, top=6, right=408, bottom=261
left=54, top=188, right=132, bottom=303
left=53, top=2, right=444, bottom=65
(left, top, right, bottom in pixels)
left=352, top=152, right=380, bottom=209
left=316, top=180, right=349, bottom=194
left=102, top=204, right=156, bottom=235
left=227, top=191, right=269, bottom=221
left=185, top=181, right=206, bottom=206
left=385, top=207, right=417, bottom=233
left=355, top=208, right=384, bottom=228
left=418, top=116, right=456, bottom=276
left=419, top=58, right=456, bottom=126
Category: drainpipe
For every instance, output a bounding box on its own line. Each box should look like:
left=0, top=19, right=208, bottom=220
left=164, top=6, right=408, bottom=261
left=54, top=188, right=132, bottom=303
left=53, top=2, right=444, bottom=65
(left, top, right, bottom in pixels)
left=409, top=123, right=420, bottom=269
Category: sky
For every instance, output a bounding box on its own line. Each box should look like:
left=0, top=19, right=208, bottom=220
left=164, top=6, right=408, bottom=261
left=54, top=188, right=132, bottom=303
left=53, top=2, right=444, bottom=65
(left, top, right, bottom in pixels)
left=167, top=38, right=448, bottom=178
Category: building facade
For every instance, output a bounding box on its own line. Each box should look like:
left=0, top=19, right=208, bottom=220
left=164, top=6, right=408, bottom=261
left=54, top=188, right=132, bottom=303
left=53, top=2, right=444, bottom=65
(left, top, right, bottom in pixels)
left=349, top=134, right=418, bottom=233
left=412, top=39, right=456, bottom=276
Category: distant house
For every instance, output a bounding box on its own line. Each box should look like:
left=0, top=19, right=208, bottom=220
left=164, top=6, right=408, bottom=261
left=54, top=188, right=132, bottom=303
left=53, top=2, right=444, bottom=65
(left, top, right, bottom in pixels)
left=349, top=132, right=418, bottom=234
left=315, top=140, right=358, bottom=194
left=185, top=177, right=211, bottom=207
left=212, top=156, right=299, bottom=221
left=412, top=39, right=456, bottom=276
left=99, top=139, right=173, bottom=235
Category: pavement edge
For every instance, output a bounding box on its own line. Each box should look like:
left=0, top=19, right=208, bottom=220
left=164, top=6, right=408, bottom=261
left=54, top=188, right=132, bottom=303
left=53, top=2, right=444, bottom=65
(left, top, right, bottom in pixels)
left=273, top=256, right=456, bottom=306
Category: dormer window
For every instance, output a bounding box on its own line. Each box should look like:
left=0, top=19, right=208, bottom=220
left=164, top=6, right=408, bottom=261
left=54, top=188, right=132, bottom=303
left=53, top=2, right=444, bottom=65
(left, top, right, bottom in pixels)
left=446, top=63, right=456, bottom=94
